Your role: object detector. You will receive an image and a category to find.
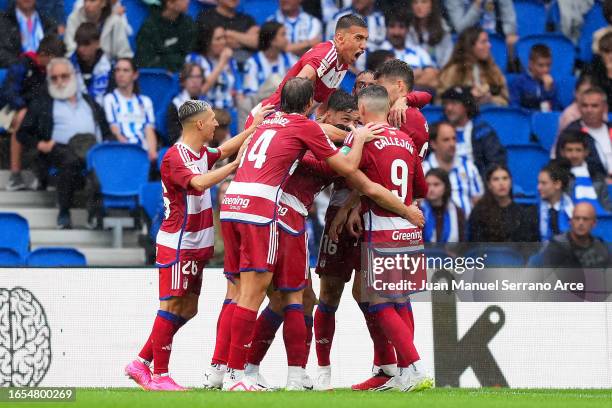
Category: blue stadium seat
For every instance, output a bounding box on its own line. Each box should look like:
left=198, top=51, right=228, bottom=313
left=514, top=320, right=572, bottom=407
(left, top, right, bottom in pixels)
left=87, top=143, right=150, bottom=209
left=64, top=0, right=76, bottom=18
left=157, top=146, right=169, bottom=171
left=531, top=111, right=561, bottom=152
left=0, top=69, right=7, bottom=85
left=0, top=248, right=23, bottom=267
left=489, top=33, right=508, bottom=73
left=0, top=212, right=29, bottom=260
left=514, top=0, right=547, bottom=37
left=578, top=2, right=607, bottom=63
left=0, top=0, right=7, bottom=11
left=138, top=69, right=179, bottom=142
left=504, top=73, right=520, bottom=90
left=140, top=182, right=164, bottom=239
left=593, top=214, right=612, bottom=242
left=464, top=247, right=525, bottom=267
left=506, top=145, right=549, bottom=197
left=422, top=105, right=444, bottom=125
left=516, top=34, right=576, bottom=78
left=26, top=247, right=87, bottom=267
left=188, top=0, right=212, bottom=19
left=123, top=0, right=150, bottom=49
left=556, top=75, right=577, bottom=109
left=239, top=0, right=278, bottom=25
left=479, top=107, right=533, bottom=146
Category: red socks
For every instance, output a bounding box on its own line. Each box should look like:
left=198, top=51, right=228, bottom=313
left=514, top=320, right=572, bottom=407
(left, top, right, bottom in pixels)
left=358, top=302, right=397, bottom=366
left=138, top=332, right=154, bottom=363
left=211, top=302, right=236, bottom=365
left=150, top=310, right=186, bottom=375
left=303, top=315, right=313, bottom=368
left=227, top=306, right=257, bottom=370
left=370, top=303, right=419, bottom=368
left=394, top=302, right=414, bottom=339
left=247, top=306, right=283, bottom=365
left=283, top=304, right=306, bottom=367
left=314, top=301, right=337, bottom=367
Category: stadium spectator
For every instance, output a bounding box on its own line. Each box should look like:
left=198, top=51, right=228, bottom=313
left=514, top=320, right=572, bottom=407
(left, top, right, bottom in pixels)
left=468, top=164, right=538, bottom=242
left=103, top=58, right=157, bottom=162
left=352, top=69, right=376, bottom=94
left=64, top=0, right=133, bottom=59
left=553, top=0, right=595, bottom=45
left=326, top=0, right=386, bottom=51
left=268, top=0, right=323, bottom=56
left=379, top=13, right=439, bottom=90
left=421, top=168, right=467, bottom=242
left=423, top=121, right=483, bottom=216
left=364, top=49, right=394, bottom=71
left=585, top=32, right=612, bottom=112
left=243, top=22, right=297, bottom=97
left=0, top=0, right=59, bottom=68
left=558, top=130, right=612, bottom=214
left=440, top=86, right=507, bottom=176
left=563, top=87, right=612, bottom=178
left=0, top=35, right=65, bottom=192
left=407, top=0, right=453, bottom=68
left=438, top=26, right=509, bottom=106
left=7, top=0, right=66, bottom=32
left=166, top=63, right=207, bottom=145
left=186, top=25, right=242, bottom=110
left=541, top=202, right=611, bottom=269
left=70, top=22, right=113, bottom=105
left=558, top=74, right=607, bottom=134
left=16, top=57, right=114, bottom=229
left=135, top=0, right=195, bottom=72
left=196, top=0, right=259, bottom=64
left=592, top=0, right=612, bottom=57
left=443, top=0, right=517, bottom=47
left=510, top=44, right=561, bottom=112
left=537, top=161, right=574, bottom=242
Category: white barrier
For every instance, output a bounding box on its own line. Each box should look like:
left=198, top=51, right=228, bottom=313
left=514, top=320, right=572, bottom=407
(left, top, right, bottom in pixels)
left=1, top=268, right=611, bottom=388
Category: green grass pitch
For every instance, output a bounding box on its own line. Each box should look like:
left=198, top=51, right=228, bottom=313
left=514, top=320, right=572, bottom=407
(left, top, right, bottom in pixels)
left=17, top=388, right=612, bottom=408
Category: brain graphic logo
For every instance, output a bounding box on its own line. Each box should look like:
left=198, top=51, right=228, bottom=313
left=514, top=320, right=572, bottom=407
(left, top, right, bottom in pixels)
left=0, top=287, right=51, bottom=386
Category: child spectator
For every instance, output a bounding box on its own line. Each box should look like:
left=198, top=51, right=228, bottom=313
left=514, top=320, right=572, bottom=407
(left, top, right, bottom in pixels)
left=186, top=25, right=242, bottom=110
left=268, top=0, right=322, bottom=56
left=421, top=168, right=467, bottom=242
left=510, top=44, right=561, bottom=112
left=243, top=22, right=296, bottom=97
left=558, top=130, right=612, bottom=215
left=103, top=58, right=158, bottom=162
left=136, top=0, right=195, bottom=72
left=70, top=22, right=113, bottom=105
left=407, top=0, right=453, bottom=68
left=166, top=63, right=208, bottom=145
left=537, top=161, right=574, bottom=242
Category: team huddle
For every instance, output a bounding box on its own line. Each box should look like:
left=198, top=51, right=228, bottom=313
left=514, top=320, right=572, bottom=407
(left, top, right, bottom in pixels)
left=124, top=14, right=434, bottom=392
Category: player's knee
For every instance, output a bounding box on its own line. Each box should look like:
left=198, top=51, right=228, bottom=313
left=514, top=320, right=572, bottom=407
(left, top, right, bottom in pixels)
left=303, top=286, right=317, bottom=311
left=320, top=279, right=344, bottom=305
left=267, top=290, right=283, bottom=314
left=281, top=290, right=303, bottom=307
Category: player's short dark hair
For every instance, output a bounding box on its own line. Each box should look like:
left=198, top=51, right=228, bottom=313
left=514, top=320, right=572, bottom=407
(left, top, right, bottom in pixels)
left=37, top=34, right=65, bottom=57
left=178, top=100, right=212, bottom=124
left=365, top=50, right=395, bottom=72
left=557, top=129, right=590, bottom=150
left=327, top=90, right=357, bottom=113
left=280, top=77, right=314, bottom=114
left=259, top=21, right=284, bottom=51
left=429, top=121, right=453, bottom=142
left=357, top=84, right=390, bottom=113
left=75, top=22, right=101, bottom=46
left=375, top=59, right=415, bottom=92
left=529, top=43, right=552, bottom=61
left=335, top=14, right=367, bottom=32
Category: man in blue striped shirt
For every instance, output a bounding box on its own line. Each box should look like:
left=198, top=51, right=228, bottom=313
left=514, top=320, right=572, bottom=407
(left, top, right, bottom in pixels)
left=268, top=0, right=323, bottom=56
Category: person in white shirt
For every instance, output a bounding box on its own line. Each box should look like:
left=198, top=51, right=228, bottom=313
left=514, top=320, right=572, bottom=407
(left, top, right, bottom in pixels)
left=103, top=58, right=157, bottom=162
left=268, top=0, right=322, bottom=56
left=326, top=0, right=386, bottom=50
left=422, top=121, right=483, bottom=216
left=380, top=12, right=438, bottom=89
left=243, top=21, right=297, bottom=96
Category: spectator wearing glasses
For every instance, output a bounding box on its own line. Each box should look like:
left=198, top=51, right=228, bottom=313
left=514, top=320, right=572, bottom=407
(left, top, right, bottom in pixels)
left=17, top=57, right=114, bottom=229
left=268, top=0, right=323, bottom=56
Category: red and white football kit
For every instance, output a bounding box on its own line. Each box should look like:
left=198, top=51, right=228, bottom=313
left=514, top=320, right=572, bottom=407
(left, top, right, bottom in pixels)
left=220, top=112, right=338, bottom=279
left=156, top=142, right=221, bottom=300
left=244, top=41, right=348, bottom=128
left=400, top=91, right=431, bottom=159
left=275, top=152, right=337, bottom=290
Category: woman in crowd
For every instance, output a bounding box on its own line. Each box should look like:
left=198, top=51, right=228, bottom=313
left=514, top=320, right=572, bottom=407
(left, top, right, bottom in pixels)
left=469, top=164, right=538, bottom=242
left=103, top=58, right=157, bottom=162
left=421, top=168, right=467, bottom=242
left=185, top=25, right=242, bottom=110
left=438, top=26, right=508, bottom=106
left=64, top=0, right=133, bottom=59
left=406, top=0, right=453, bottom=68
left=585, top=31, right=612, bottom=112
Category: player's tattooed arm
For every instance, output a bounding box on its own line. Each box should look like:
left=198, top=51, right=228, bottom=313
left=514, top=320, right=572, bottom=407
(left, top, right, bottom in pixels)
left=190, top=137, right=251, bottom=192
left=218, top=104, right=275, bottom=161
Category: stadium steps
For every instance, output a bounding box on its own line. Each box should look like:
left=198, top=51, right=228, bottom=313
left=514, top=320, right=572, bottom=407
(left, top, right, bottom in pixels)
left=30, top=246, right=146, bottom=266
left=30, top=229, right=139, bottom=247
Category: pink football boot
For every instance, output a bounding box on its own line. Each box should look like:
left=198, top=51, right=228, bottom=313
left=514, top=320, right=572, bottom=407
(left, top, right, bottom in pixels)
left=147, top=375, right=189, bottom=391
left=124, top=360, right=152, bottom=389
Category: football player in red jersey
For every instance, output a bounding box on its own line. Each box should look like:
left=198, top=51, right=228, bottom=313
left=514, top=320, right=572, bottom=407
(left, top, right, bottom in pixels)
left=124, top=100, right=272, bottom=391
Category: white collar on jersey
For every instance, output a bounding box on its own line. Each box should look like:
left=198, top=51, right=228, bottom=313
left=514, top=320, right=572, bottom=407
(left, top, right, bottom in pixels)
left=177, top=142, right=201, bottom=158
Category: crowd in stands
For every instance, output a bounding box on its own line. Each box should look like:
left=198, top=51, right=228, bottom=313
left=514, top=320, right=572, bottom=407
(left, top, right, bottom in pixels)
left=0, top=0, right=611, bottom=265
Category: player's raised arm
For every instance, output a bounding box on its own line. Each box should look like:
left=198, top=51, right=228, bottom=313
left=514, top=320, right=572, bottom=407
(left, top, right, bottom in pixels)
left=189, top=137, right=250, bottom=192
left=218, top=104, right=275, bottom=161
